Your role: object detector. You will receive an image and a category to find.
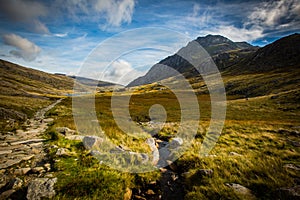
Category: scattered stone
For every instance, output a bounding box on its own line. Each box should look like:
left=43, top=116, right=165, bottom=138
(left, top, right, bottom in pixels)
left=0, top=189, right=15, bottom=199
left=32, top=167, right=45, bottom=174
left=14, top=167, right=31, bottom=175
left=56, top=127, right=76, bottom=136
left=198, top=169, right=214, bottom=177
left=22, top=155, right=34, bottom=161
left=169, top=138, right=183, bottom=149
left=27, top=178, right=57, bottom=200
left=146, top=189, right=155, bottom=195
left=83, top=136, right=104, bottom=150
left=0, top=142, right=9, bottom=147
left=43, top=118, right=54, bottom=123
left=44, top=163, right=51, bottom=171
left=277, top=186, right=300, bottom=199
left=65, top=135, right=84, bottom=141
left=226, top=183, right=255, bottom=199
left=56, top=148, right=72, bottom=156
left=229, top=152, right=242, bottom=156
left=284, top=164, right=300, bottom=171
left=110, top=146, right=125, bottom=153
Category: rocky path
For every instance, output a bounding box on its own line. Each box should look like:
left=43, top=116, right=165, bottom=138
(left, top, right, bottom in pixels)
left=0, top=99, right=62, bottom=199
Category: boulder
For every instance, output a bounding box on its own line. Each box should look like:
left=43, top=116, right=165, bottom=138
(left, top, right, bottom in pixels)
left=169, top=137, right=183, bottom=149
left=83, top=136, right=104, bottom=150
left=145, top=138, right=159, bottom=165
left=277, top=185, right=300, bottom=199
left=225, top=183, right=255, bottom=199
left=26, top=178, right=57, bottom=200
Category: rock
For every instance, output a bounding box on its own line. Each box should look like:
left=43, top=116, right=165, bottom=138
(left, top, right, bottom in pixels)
left=22, top=155, right=34, bottom=161
left=10, top=139, right=45, bottom=146
left=198, top=169, right=213, bottom=177
left=145, top=138, right=159, bottom=165
left=10, top=177, right=23, bottom=189
left=0, top=150, right=12, bottom=155
left=146, top=189, right=155, bottom=195
left=14, top=167, right=31, bottom=175
left=226, top=183, right=255, bottom=199
left=65, top=135, right=84, bottom=141
left=44, top=163, right=51, bottom=171
left=229, top=152, right=242, bottom=156
left=27, top=178, right=57, bottom=200
left=110, top=146, right=125, bottom=153
left=284, top=164, right=300, bottom=171
left=0, top=159, right=23, bottom=169
left=83, top=136, right=104, bottom=150
left=56, top=148, right=72, bottom=156
left=43, top=118, right=54, bottom=123
left=277, top=185, right=300, bottom=199
left=169, top=138, right=183, bottom=149
left=124, top=187, right=132, bottom=200
left=32, top=167, right=45, bottom=174
left=55, top=127, right=76, bottom=136
left=0, top=189, right=15, bottom=199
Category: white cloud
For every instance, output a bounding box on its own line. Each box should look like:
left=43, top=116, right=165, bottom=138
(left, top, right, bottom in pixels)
left=54, top=0, right=135, bottom=30
left=2, top=34, right=41, bottom=61
left=201, top=25, right=264, bottom=42
left=95, top=0, right=135, bottom=28
left=0, top=0, right=49, bottom=34
left=246, top=0, right=300, bottom=28
left=103, top=59, right=144, bottom=85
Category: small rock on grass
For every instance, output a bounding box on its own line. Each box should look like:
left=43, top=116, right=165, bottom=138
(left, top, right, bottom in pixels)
left=225, top=183, right=256, bottom=199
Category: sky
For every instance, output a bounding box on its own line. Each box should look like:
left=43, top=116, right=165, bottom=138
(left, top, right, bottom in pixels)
left=0, top=0, right=299, bottom=85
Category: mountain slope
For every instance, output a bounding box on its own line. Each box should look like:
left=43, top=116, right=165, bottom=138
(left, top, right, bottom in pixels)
left=127, top=35, right=257, bottom=87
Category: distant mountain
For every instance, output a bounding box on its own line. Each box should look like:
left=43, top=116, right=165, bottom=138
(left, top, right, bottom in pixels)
left=68, top=75, right=119, bottom=87
left=127, top=35, right=257, bottom=87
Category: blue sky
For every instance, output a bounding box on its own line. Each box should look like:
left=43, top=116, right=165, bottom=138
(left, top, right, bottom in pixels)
left=0, top=0, right=299, bottom=84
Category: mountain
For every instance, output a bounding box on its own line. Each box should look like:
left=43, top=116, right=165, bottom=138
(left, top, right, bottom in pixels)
left=0, top=59, right=118, bottom=128
left=127, top=35, right=257, bottom=87
left=232, top=33, right=300, bottom=73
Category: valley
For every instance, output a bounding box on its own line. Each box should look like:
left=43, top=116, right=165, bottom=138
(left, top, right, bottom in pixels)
left=0, top=33, right=299, bottom=200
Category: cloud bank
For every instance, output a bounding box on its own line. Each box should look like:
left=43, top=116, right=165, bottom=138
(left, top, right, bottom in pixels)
left=2, top=34, right=41, bottom=61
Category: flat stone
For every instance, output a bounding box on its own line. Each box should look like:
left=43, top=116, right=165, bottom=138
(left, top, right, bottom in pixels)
left=43, top=118, right=54, bottom=123
left=32, top=167, right=45, bottom=174
left=0, top=159, right=22, bottom=169
left=0, top=150, right=12, bottom=155
left=56, top=148, right=72, bottom=156
left=0, top=142, right=9, bottom=147
left=14, top=168, right=31, bottom=175
left=10, top=139, right=45, bottom=146
left=277, top=186, right=300, bottom=199
left=65, top=135, right=84, bottom=141
left=22, top=155, right=34, bottom=161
